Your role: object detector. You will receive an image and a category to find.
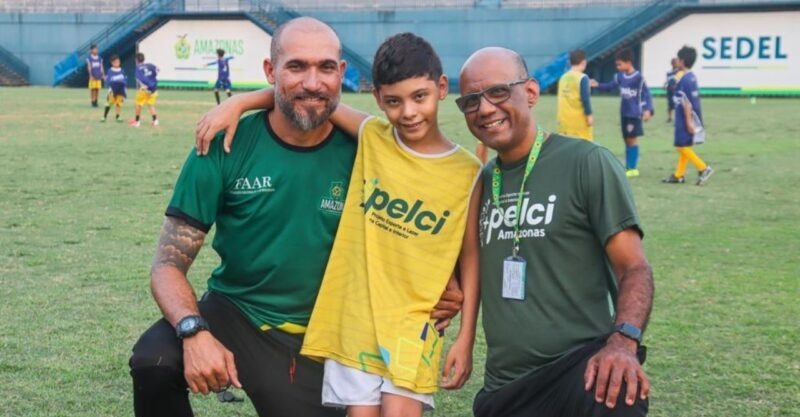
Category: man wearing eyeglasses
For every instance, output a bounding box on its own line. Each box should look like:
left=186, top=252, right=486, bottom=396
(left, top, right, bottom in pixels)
left=459, top=47, right=653, bottom=417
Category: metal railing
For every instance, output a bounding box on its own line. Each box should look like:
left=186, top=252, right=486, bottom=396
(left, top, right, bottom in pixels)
left=244, top=0, right=374, bottom=88
left=581, top=0, right=677, bottom=60
left=53, top=0, right=181, bottom=85
left=0, top=43, right=30, bottom=81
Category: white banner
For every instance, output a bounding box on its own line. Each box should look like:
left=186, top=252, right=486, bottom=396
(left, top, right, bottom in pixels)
left=642, top=11, right=799, bottom=93
left=137, top=19, right=272, bottom=88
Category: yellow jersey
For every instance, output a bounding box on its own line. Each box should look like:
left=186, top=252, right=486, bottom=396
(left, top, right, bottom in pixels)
left=557, top=70, right=593, bottom=140
left=300, top=117, right=481, bottom=393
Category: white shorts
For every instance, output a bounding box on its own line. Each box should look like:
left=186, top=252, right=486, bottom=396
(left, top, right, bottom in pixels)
left=321, top=359, right=435, bottom=411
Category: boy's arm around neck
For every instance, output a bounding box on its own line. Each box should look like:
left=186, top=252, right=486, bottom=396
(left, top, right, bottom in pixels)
left=330, top=102, right=370, bottom=139
left=195, top=88, right=274, bottom=155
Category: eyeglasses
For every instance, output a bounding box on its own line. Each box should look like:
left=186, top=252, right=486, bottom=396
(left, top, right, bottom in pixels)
left=455, top=79, right=529, bottom=114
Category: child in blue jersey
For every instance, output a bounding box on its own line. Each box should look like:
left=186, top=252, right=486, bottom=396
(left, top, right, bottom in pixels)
left=86, top=44, right=104, bottom=107
left=209, top=48, right=234, bottom=104
left=591, top=48, right=653, bottom=178
left=131, top=52, right=159, bottom=127
left=663, top=45, right=714, bottom=186
left=664, top=57, right=682, bottom=123
left=102, top=55, right=127, bottom=123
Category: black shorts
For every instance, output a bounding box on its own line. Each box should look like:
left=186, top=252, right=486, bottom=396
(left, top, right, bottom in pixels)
left=621, top=117, right=644, bottom=139
left=473, top=337, right=648, bottom=417
left=130, top=292, right=343, bottom=417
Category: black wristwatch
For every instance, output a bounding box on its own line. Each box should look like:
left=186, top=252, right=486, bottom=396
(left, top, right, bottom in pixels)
left=175, top=315, right=210, bottom=339
left=615, top=322, right=642, bottom=345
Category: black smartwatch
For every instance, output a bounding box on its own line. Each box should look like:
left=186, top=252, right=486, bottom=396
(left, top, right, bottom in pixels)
left=615, top=322, right=642, bottom=345
left=175, top=315, right=210, bottom=339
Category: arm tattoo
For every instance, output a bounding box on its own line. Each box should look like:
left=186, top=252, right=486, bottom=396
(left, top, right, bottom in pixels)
left=151, top=217, right=207, bottom=275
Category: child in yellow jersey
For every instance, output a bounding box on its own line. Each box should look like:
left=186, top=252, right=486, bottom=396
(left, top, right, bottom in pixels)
left=304, top=33, right=481, bottom=417
left=196, top=32, right=481, bottom=416
left=556, top=49, right=594, bottom=140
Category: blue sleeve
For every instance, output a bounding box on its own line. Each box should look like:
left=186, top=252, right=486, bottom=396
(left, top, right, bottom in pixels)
left=595, top=74, right=619, bottom=92
left=580, top=76, right=593, bottom=115
left=642, top=81, right=654, bottom=113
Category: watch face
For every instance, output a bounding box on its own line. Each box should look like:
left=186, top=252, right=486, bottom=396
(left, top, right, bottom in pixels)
left=181, top=317, right=197, bottom=332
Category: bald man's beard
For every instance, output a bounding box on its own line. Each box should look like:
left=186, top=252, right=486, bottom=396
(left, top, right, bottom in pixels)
left=275, top=88, right=340, bottom=131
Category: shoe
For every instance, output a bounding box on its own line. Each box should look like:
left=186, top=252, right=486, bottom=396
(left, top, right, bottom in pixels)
left=129, top=119, right=141, bottom=127
left=100, top=117, right=106, bottom=123
left=696, top=165, right=714, bottom=186
left=662, top=174, right=685, bottom=184
left=116, top=118, right=124, bottom=123
left=625, top=169, right=640, bottom=178
left=152, top=119, right=159, bottom=127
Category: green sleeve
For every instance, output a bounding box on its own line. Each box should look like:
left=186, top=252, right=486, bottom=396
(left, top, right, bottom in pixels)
left=580, top=147, right=643, bottom=246
left=166, top=141, right=225, bottom=232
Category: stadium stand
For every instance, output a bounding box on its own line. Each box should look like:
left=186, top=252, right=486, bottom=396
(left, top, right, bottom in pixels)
left=0, top=0, right=138, bottom=13
left=2, top=0, right=796, bottom=88
left=0, top=44, right=29, bottom=86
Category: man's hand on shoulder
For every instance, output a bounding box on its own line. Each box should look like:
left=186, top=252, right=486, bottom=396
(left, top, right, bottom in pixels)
left=584, top=333, right=650, bottom=409
left=182, top=330, right=242, bottom=394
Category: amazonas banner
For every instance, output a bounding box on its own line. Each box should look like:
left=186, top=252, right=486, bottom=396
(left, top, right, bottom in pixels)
left=137, top=19, right=272, bottom=89
left=642, top=11, right=799, bottom=96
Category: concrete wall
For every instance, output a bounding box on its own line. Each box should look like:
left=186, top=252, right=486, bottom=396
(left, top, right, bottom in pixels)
left=0, top=12, right=123, bottom=85
left=307, top=6, right=639, bottom=82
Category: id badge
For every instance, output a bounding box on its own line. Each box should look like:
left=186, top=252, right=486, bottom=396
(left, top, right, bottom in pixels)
left=502, top=256, right=527, bottom=300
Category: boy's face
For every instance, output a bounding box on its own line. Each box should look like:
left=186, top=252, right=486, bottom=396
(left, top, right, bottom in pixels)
left=373, top=75, right=448, bottom=144
left=615, top=59, right=632, bottom=73
left=91, top=47, right=98, bottom=55
left=111, top=59, right=120, bottom=68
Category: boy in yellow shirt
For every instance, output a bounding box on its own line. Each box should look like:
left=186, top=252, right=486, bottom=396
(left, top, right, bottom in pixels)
left=197, top=32, right=481, bottom=417
left=557, top=49, right=594, bottom=140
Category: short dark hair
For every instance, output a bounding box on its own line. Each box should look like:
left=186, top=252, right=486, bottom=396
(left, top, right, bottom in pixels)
left=216, top=49, right=225, bottom=57
left=90, top=44, right=98, bottom=50
left=136, top=53, right=145, bottom=63
left=372, top=32, right=442, bottom=89
left=109, top=54, right=120, bottom=62
left=615, top=48, right=634, bottom=63
left=569, top=49, right=586, bottom=66
left=677, top=45, right=697, bottom=69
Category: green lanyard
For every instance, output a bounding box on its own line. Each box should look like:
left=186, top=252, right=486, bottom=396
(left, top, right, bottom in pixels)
left=491, top=126, right=545, bottom=257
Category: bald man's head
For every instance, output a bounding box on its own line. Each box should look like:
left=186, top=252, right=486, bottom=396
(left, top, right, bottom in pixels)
left=457, top=47, right=539, bottom=163
left=270, top=17, right=341, bottom=64
left=460, top=47, right=528, bottom=85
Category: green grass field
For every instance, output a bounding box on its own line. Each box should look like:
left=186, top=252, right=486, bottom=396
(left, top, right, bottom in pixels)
left=1, top=87, right=798, bottom=417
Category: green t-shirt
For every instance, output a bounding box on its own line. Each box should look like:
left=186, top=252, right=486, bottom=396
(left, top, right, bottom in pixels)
left=167, top=111, right=357, bottom=331
left=477, top=134, right=643, bottom=391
